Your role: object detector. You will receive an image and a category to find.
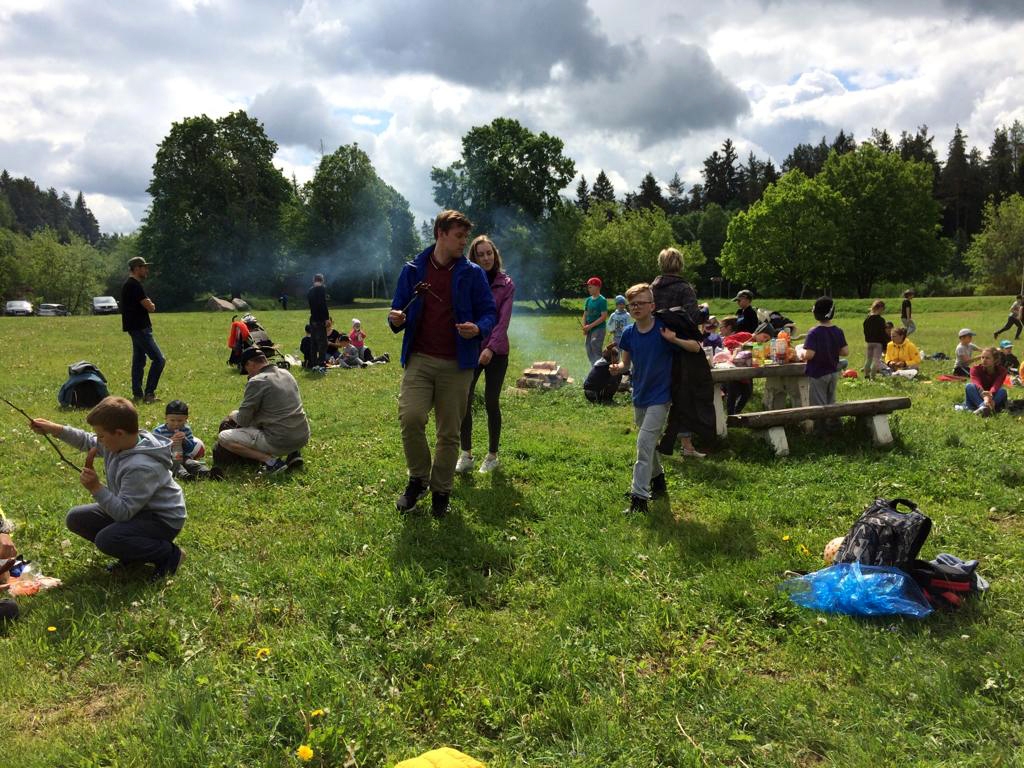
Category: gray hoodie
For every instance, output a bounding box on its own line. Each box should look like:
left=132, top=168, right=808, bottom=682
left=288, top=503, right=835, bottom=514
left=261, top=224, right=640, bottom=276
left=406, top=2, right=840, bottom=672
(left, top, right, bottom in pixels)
left=58, top=426, right=187, bottom=530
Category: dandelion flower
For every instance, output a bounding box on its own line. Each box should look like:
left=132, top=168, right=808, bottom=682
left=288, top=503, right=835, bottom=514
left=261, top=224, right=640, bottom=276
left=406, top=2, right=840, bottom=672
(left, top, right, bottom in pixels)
left=296, top=744, right=314, bottom=761
left=255, top=647, right=271, bottom=661
left=798, top=544, right=812, bottom=556
left=310, top=708, right=325, bottom=718
left=47, top=626, right=57, bottom=632
left=782, top=535, right=791, bottom=541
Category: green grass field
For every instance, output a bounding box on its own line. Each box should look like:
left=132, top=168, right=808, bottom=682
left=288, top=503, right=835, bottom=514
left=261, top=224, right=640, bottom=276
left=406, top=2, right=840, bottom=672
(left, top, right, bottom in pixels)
left=1, top=296, right=1023, bottom=767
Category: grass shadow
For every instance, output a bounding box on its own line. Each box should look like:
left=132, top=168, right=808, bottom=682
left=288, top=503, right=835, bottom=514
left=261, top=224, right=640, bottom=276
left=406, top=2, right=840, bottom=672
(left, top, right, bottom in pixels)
left=455, top=469, right=533, bottom=527
left=644, top=497, right=759, bottom=564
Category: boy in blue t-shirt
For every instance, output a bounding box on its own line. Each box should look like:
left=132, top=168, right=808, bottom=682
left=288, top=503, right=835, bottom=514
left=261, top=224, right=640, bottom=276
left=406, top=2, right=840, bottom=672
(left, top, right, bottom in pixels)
left=606, top=295, right=632, bottom=347
left=803, top=296, right=849, bottom=409
left=611, top=283, right=702, bottom=514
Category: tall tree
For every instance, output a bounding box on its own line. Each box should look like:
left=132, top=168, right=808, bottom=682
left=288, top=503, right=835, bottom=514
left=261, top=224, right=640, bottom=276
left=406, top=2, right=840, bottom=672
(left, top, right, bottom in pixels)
left=138, top=110, right=292, bottom=306
left=575, top=176, right=590, bottom=212
left=635, top=172, right=667, bottom=211
left=591, top=170, right=616, bottom=205
left=966, top=193, right=1024, bottom=294
left=831, top=130, right=857, bottom=155
left=869, top=128, right=896, bottom=153
left=666, top=172, right=686, bottom=215
left=71, top=191, right=100, bottom=244
left=697, top=203, right=731, bottom=279
left=782, top=137, right=831, bottom=178
left=988, top=127, right=1016, bottom=205
left=898, top=124, right=941, bottom=193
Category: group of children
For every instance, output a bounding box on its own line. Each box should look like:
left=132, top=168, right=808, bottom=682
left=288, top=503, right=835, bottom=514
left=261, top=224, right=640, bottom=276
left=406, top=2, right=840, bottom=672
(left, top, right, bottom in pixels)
left=301, top=317, right=390, bottom=371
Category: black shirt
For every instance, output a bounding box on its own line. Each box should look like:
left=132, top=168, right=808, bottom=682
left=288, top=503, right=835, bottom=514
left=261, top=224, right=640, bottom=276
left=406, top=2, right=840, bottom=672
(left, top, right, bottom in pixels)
left=307, top=284, right=328, bottom=323
left=901, top=299, right=912, bottom=320
left=121, top=276, right=151, bottom=332
left=735, top=305, right=759, bottom=333
left=863, top=314, right=889, bottom=345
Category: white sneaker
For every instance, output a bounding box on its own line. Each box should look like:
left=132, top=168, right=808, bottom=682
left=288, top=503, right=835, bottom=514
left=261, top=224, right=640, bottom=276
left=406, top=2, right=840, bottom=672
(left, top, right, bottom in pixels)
left=455, top=452, right=474, bottom=473
left=478, top=454, right=500, bottom=473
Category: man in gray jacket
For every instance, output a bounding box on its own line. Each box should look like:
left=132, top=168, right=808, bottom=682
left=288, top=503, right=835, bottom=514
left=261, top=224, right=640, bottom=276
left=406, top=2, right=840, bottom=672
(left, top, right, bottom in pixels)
left=216, top=347, right=310, bottom=473
left=31, top=396, right=186, bottom=578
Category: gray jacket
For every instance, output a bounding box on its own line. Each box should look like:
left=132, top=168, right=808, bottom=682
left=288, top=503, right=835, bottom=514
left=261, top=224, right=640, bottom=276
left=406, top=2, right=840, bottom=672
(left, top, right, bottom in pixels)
left=59, top=426, right=187, bottom=530
left=231, top=364, right=310, bottom=453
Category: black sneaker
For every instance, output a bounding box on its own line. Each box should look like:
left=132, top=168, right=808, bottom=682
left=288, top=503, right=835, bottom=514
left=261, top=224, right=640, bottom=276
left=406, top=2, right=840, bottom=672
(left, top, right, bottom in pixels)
left=286, top=451, right=304, bottom=471
left=650, top=473, right=667, bottom=498
left=262, top=458, right=289, bottom=475
left=396, top=477, right=428, bottom=512
left=151, top=545, right=185, bottom=581
left=431, top=491, right=450, bottom=518
left=623, top=494, right=649, bottom=515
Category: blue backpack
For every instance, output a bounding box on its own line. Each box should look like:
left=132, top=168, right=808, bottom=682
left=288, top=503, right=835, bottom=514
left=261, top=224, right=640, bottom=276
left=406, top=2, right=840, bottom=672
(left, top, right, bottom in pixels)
left=58, top=361, right=109, bottom=408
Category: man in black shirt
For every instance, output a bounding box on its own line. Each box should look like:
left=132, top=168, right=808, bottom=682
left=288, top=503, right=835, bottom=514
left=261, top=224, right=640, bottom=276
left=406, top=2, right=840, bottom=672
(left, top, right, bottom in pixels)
left=733, top=289, right=759, bottom=333
left=121, top=256, right=165, bottom=404
left=307, top=274, right=329, bottom=369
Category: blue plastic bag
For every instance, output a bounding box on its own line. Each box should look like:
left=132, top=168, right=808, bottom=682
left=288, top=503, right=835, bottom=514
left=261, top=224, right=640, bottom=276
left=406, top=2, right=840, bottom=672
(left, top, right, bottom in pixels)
left=779, top=562, right=933, bottom=618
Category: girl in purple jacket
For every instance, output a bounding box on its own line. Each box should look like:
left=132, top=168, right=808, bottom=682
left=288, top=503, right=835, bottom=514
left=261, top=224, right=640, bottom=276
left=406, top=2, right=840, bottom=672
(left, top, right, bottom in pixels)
left=457, top=236, right=515, bottom=474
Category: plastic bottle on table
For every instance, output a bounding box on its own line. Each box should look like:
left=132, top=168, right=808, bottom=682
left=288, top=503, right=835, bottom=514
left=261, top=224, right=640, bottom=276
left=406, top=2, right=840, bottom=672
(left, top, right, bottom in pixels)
left=776, top=331, right=790, bottom=363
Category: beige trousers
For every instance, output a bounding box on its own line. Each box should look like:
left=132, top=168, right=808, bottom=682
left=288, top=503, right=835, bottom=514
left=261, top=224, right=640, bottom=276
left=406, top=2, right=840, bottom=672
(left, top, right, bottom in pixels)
left=398, top=354, right=474, bottom=493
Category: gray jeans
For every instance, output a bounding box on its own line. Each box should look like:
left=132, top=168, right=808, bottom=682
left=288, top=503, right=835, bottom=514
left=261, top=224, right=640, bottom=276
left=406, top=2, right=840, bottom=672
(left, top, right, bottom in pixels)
left=863, top=343, right=884, bottom=377
left=809, top=371, right=839, bottom=406
left=585, top=328, right=606, bottom=365
left=631, top=402, right=670, bottom=499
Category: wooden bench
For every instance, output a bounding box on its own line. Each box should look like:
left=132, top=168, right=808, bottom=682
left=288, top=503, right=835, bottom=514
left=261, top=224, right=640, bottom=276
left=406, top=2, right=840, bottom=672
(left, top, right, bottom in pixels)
left=726, top=396, right=912, bottom=456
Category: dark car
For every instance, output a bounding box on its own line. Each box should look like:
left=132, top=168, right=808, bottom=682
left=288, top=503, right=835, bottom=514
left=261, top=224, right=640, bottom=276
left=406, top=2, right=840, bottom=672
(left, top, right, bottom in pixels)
left=92, top=296, right=119, bottom=315
left=38, top=303, right=70, bottom=316
left=4, top=300, right=33, bottom=316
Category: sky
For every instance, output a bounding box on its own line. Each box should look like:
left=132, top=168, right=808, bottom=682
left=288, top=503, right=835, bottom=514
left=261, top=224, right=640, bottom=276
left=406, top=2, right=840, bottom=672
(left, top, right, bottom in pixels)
left=2, top=0, right=1023, bottom=234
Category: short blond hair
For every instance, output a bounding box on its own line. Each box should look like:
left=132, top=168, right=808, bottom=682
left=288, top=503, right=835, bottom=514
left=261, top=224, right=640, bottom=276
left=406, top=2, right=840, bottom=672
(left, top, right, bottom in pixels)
left=658, top=247, right=684, bottom=275
left=87, top=396, right=139, bottom=433
left=433, top=209, right=473, bottom=240
left=625, top=283, right=653, bottom=302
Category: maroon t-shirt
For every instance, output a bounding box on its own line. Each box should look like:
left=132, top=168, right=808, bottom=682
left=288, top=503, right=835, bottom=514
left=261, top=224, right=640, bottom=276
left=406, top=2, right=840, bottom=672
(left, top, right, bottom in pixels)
left=411, top=256, right=458, bottom=359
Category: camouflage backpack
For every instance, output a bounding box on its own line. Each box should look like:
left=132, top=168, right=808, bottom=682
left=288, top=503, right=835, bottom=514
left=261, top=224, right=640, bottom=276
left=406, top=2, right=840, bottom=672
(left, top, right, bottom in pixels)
left=834, top=498, right=932, bottom=569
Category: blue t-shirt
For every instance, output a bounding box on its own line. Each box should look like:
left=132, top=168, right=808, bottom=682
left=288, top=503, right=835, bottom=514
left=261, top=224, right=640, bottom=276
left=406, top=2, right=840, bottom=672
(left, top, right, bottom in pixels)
left=804, top=324, right=847, bottom=378
left=619, top=318, right=674, bottom=407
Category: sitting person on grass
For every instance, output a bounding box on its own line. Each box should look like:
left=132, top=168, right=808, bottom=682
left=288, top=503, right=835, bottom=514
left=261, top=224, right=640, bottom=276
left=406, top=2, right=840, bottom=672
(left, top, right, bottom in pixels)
left=338, top=333, right=390, bottom=367
left=964, top=347, right=1008, bottom=416
left=998, top=339, right=1019, bottom=375
left=884, top=326, right=921, bottom=371
left=215, top=347, right=310, bottom=474
left=325, top=317, right=344, bottom=364
left=153, top=399, right=208, bottom=480
left=300, top=324, right=314, bottom=369
left=583, top=343, right=623, bottom=403
left=30, top=396, right=186, bottom=579
left=953, top=328, right=980, bottom=377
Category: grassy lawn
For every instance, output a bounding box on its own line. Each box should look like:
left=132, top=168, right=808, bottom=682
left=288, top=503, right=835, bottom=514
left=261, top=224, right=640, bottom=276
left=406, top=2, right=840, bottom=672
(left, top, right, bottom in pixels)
left=1, top=295, right=1022, bottom=767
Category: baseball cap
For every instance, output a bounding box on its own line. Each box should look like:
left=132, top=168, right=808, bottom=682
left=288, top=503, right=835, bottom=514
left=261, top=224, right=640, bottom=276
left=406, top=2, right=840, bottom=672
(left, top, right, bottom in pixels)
left=128, top=256, right=150, bottom=269
left=239, top=346, right=267, bottom=366
left=352, top=318, right=361, bottom=325
left=732, top=289, right=753, bottom=302
left=999, top=339, right=1013, bottom=349
left=958, top=328, right=975, bottom=338
left=614, top=295, right=626, bottom=305
left=587, top=277, right=602, bottom=287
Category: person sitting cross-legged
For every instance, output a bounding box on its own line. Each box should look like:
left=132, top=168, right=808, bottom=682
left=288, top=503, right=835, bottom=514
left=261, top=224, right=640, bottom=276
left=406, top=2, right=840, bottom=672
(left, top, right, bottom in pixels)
left=215, top=347, right=310, bottom=474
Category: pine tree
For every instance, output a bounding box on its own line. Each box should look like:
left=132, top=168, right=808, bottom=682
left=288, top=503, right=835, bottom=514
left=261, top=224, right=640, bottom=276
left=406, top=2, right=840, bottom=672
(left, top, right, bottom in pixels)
left=940, top=125, right=970, bottom=239
left=870, top=128, right=895, bottom=153
left=72, top=191, right=101, bottom=244
left=591, top=170, right=616, bottom=205
left=575, top=175, right=590, bottom=212
left=988, top=127, right=1016, bottom=205
left=666, top=172, right=686, bottom=215
left=831, top=130, right=857, bottom=155
left=635, top=172, right=667, bottom=210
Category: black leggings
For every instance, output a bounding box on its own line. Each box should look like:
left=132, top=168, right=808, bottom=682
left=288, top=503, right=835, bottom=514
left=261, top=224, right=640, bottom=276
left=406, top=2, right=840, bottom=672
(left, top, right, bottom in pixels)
left=726, top=381, right=753, bottom=415
left=460, top=354, right=509, bottom=454
left=995, top=315, right=1022, bottom=339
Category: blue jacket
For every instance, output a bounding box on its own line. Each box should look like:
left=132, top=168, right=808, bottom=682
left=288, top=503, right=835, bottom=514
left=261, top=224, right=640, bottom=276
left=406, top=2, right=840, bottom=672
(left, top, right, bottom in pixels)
left=390, top=245, right=498, bottom=369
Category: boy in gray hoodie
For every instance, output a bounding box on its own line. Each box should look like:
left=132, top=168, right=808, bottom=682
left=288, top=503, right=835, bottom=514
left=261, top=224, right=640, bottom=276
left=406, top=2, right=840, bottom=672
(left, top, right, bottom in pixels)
left=31, top=396, right=186, bottom=578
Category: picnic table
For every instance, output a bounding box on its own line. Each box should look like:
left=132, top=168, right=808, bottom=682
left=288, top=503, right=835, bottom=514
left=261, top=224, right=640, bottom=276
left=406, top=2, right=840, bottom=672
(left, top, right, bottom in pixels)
left=709, top=362, right=809, bottom=437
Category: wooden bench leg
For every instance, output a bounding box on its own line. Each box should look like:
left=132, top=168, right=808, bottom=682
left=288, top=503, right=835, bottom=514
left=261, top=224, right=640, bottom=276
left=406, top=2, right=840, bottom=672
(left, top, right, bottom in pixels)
left=860, top=414, right=894, bottom=446
left=714, top=387, right=728, bottom=438
left=758, top=426, right=790, bottom=456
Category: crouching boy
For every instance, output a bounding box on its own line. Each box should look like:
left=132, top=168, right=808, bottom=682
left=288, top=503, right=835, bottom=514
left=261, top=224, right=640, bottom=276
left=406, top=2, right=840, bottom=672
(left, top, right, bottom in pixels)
left=610, top=283, right=702, bottom=514
left=31, top=396, right=186, bottom=578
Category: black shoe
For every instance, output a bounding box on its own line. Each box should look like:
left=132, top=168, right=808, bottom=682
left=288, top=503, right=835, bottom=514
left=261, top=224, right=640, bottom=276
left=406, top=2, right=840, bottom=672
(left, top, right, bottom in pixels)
left=431, top=491, right=450, bottom=518
left=104, top=559, right=131, bottom=574
left=396, top=477, right=428, bottom=512
left=151, top=545, right=185, bottom=581
left=286, top=451, right=304, bottom=471
left=262, top=458, right=289, bottom=475
left=143, top=393, right=160, bottom=404
left=650, top=473, right=667, bottom=498
left=208, top=467, right=226, bottom=481
left=623, top=494, right=649, bottom=514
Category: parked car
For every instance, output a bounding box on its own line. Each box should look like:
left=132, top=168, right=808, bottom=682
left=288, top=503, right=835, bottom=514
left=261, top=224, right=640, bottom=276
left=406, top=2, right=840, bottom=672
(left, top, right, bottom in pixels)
left=37, top=303, right=70, bottom=316
left=4, top=300, right=33, bottom=316
left=92, top=296, right=119, bottom=315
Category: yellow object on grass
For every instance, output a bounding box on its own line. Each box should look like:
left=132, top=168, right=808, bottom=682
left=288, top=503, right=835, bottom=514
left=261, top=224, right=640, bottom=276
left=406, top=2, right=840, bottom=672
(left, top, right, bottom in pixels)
left=395, top=747, right=485, bottom=768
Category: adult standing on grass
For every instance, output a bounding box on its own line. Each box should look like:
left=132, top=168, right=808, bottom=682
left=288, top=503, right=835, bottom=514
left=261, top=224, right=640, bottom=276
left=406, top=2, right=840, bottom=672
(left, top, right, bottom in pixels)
left=307, top=274, right=329, bottom=370
left=215, top=347, right=310, bottom=474
left=121, top=256, right=165, bottom=404
left=457, top=235, right=515, bottom=475
left=993, top=295, right=1023, bottom=340
left=901, top=289, right=916, bottom=335
left=582, top=277, right=608, bottom=365
left=388, top=210, right=497, bottom=517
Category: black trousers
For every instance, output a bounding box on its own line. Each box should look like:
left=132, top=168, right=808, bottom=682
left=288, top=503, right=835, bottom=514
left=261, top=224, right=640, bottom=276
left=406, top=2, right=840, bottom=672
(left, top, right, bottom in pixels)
left=995, top=315, right=1022, bottom=339
left=460, top=354, right=510, bottom=454
left=66, top=504, right=180, bottom=567
left=309, top=321, right=328, bottom=366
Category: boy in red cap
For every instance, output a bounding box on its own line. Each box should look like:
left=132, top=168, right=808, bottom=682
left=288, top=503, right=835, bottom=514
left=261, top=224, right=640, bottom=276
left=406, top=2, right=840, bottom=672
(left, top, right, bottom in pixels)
left=582, top=276, right=608, bottom=364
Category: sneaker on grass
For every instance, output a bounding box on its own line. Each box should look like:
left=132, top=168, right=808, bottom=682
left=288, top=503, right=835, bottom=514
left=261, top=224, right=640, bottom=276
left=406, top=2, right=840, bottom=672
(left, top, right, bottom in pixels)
left=478, top=454, right=500, bottom=473
left=396, top=477, right=428, bottom=512
left=431, top=491, right=450, bottom=518
left=455, top=452, right=474, bottom=473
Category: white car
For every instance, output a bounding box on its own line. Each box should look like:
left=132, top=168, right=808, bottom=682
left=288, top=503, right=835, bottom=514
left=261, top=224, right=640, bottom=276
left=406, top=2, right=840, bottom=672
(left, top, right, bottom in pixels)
left=4, top=300, right=33, bottom=316
left=92, top=296, right=119, bottom=315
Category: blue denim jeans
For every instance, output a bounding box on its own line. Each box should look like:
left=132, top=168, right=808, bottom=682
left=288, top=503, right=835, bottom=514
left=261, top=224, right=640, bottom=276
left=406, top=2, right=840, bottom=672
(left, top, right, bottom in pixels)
left=129, top=328, right=166, bottom=398
left=965, top=383, right=1007, bottom=412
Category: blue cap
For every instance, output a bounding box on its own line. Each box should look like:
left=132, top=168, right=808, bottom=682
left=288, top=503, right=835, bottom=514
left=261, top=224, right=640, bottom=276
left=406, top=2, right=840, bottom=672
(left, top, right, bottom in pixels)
left=614, top=295, right=627, bottom=305
left=999, top=339, right=1013, bottom=349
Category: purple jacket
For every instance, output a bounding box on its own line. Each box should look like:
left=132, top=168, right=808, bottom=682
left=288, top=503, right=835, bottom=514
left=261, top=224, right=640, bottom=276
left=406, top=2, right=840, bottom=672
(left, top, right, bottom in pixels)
left=484, top=271, right=515, bottom=356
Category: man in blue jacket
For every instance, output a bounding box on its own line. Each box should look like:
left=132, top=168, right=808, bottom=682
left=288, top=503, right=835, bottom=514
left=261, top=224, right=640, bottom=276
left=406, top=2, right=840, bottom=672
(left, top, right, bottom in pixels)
left=388, top=210, right=497, bottom=517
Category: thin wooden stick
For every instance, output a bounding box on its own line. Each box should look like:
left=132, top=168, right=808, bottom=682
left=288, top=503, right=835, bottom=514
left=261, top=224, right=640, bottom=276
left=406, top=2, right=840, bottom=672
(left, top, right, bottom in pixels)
left=2, top=397, right=83, bottom=473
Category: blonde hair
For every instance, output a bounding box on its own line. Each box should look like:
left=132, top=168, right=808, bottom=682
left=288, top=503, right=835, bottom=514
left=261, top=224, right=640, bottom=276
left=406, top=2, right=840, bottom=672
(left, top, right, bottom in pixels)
left=871, top=300, right=885, bottom=312
left=625, top=283, right=653, bottom=302
left=433, top=209, right=473, bottom=240
left=87, top=396, right=139, bottom=433
left=657, top=247, right=684, bottom=275
left=468, top=235, right=503, bottom=272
